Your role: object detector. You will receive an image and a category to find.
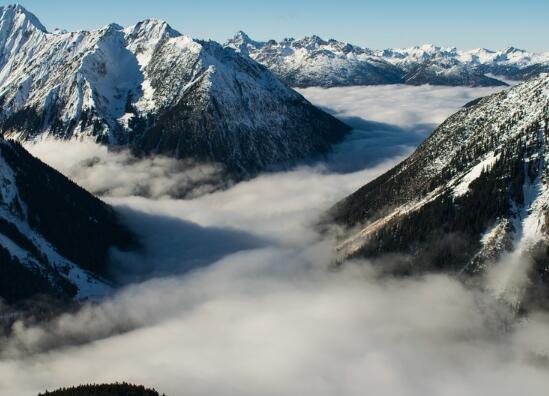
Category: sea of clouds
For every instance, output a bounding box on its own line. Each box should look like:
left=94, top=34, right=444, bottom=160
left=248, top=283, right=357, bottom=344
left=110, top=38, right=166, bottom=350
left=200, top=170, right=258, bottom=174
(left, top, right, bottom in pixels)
left=3, top=84, right=548, bottom=396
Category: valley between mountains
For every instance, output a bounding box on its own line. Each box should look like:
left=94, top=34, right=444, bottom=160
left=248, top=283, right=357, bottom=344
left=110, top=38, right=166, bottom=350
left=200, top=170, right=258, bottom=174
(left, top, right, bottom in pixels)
left=0, top=3, right=549, bottom=396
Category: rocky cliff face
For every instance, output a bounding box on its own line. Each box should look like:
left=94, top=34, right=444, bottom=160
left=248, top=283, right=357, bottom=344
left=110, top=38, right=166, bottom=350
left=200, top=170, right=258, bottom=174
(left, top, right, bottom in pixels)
left=0, top=5, right=350, bottom=175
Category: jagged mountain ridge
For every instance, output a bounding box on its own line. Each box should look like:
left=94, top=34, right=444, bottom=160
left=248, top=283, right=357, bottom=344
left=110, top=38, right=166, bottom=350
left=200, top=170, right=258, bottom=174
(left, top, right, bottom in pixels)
left=227, top=31, right=404, bottom=87
left=226, top=32, right=549, bottom=87
left=0, top=5, right=350, bottom=175
left=329, top=74, right=549, bottom=292
left=0, top=138, right=136, bottom=304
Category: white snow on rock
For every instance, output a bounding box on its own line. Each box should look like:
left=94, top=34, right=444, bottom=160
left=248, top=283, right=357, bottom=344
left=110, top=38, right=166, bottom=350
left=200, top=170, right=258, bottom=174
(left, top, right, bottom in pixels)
left=336, top=74, right=549, bottom=265
left=227, top=32, right=549, bottom=88
left=0, top=139, right=112, bottom=300
left=0, top=5, right=348, bottom=173
left=453, top=152, right=500, bottom=197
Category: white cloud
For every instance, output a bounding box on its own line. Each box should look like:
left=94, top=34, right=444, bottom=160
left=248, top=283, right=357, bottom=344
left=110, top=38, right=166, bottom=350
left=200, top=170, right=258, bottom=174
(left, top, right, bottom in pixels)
left=24, top=139, right=223, bottom=199
left=4, top=85, right=542, bottom=396
left=2, top=250, right=549, bottom=396
left=297, top=84, right=505, bottom=127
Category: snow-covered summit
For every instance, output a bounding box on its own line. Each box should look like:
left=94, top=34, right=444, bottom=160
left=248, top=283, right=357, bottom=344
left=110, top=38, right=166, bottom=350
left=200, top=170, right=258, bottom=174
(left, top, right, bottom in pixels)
left=226, top=31, right=402, bottom=87
left=227, top=32, right=549, bottom=87
left=0, top=6, right=349, bottom=175
left=0, top=4, right=46, bottom=33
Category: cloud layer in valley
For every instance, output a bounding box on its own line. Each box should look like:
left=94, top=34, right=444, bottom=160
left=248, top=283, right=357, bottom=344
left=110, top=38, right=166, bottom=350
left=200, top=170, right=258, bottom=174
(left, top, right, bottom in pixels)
left=3, top=248, right=549, bottom=396
left=297, top=84, right=503, bottom=127
left=25, top=139, right=224, bottom=199
left=299, top=84, right=504, bottom=172
left=4, top=85, right=546, bottom=396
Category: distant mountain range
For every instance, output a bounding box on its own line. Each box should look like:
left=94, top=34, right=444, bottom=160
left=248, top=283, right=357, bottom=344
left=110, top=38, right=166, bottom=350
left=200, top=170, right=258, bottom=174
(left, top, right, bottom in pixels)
left=329, top=73, right=549, bottom=307
left=226, top=31, right=549, bottom=87
left=0, top=138, right=136, bottom=305
left=0, top=5, right=349, bottom=176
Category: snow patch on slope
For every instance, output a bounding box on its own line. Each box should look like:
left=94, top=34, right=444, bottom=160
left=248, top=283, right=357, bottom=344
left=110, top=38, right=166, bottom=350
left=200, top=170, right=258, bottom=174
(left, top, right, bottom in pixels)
left=453, top=152, right=500, bottom=197
left=0, top=140, right=112, bottom=300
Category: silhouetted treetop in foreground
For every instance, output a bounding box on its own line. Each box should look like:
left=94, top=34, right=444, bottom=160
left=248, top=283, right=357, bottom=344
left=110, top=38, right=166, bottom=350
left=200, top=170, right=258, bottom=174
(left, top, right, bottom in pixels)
left=38, top=382, right=166, bottom=396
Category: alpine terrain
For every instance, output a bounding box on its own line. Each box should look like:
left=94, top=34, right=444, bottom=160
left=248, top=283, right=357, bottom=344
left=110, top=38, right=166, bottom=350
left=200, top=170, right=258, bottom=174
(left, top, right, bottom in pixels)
left=227, top=31, right=404, bottom=87
left=227, top=32, right=549, bottom=87
left=0, top=5, right=350, bottom=175
left=329, top=74, right=549, bottom=304
left=0, top=138, right=136, bottom=305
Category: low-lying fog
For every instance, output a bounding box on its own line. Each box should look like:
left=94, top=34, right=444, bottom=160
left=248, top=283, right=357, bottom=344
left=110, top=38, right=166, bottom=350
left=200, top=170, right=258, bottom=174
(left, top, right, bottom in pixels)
left=4, top=84, right=547, bottom=396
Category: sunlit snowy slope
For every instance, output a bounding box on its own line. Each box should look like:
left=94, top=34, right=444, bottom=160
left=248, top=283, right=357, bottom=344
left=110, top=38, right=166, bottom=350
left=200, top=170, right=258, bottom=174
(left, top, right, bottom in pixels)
left=0, top=5, right=349, bottom=175
left=331, top=74, right=549, bottom=301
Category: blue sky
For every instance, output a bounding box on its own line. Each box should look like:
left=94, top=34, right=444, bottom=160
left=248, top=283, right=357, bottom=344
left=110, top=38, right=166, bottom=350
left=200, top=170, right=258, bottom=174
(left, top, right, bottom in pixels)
left=4, top=0, right=549, bottom=51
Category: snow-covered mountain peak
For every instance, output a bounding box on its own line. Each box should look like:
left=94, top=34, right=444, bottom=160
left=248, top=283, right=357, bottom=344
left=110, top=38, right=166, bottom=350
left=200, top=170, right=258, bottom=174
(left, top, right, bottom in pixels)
left=471, top=47, right=496, bottom=54
left=504, top=46, right=526, bottom=54
left=0, top=4, right=47, bottom=33
left=124, top=18, right=182, bottom=69
left=98, top=22, right=124, bottom=32
left=418, top=43, right=440, bottom=52
left=294, top=35, right=328, bottom=49
left=232, top=30, right=253, bottom=43
left=125, top=18, right=180, bottom=40
left=0, top=6, right=350, bottom=175
left=227, top=33, right=403, bottom=87
left=228, top=32, right=548, bottom=87
left=0, top=4, right=50, bottom=70
left=390, top=44, right=460, bottom=62
left=226, top=30, right=265, bottom=55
